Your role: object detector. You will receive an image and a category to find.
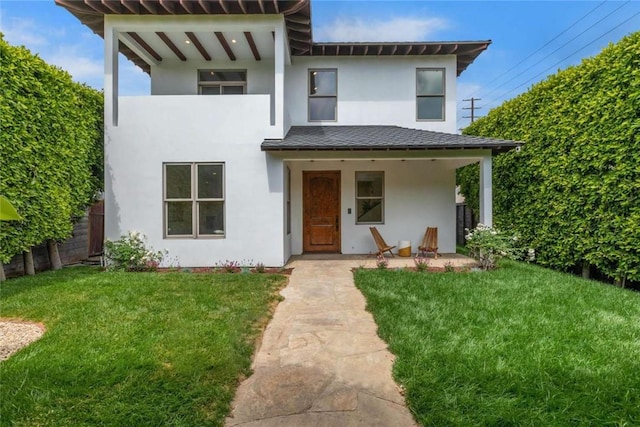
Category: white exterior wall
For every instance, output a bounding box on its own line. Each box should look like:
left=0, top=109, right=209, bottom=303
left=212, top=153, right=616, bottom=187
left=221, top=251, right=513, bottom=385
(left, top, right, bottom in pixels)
left=287, top=159, right=458, bottom=256
left=105, top=95, right=286, bottom=267
left=285, top=56, right=458, bottom=133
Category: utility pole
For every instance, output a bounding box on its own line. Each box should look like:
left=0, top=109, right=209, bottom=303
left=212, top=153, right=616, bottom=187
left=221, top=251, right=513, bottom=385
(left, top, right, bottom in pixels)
left=462, top=97, right=482, bottom=124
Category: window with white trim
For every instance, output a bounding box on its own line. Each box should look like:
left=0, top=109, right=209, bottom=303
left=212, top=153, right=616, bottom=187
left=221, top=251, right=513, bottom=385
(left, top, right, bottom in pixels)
left=309, top=69, right=337, bottom=121
left=164, top=163, right=225, bottom=238
left=416, top=68, right=445, bottom=120
left=355, top=172, right=384, bottom=224
left=198, top=70, right=246, bottom=95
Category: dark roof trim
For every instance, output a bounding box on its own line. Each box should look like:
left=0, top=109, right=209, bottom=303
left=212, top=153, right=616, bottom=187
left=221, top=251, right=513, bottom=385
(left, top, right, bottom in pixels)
left=54, top=0, right=312, bottom=73
left=55, top=0, right=489, bottom=76
left=261, top=126, right=522, bottom=154
left=310, top=41, right=491, bottom=76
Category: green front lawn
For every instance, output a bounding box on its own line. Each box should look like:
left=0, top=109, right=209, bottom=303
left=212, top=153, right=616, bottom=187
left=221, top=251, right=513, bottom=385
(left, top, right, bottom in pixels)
left=0, top=267, right=286, bottom=426
left=354, top=261, right=640, bottom=426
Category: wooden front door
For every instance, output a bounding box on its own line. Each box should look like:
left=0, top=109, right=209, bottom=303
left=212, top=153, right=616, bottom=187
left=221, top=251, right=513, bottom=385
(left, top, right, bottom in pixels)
left=303, top=171, right=341, bottom=253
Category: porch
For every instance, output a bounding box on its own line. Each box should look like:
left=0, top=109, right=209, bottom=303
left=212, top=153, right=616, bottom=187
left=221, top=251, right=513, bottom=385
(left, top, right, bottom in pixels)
left=287, top=252, right=478, bottom=270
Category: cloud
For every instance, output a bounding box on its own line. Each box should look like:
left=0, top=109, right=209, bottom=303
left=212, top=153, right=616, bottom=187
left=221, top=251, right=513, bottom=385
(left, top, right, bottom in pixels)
left=0, top=17, right=51, bottom=47
left=46, top=46, right=104, bottom=87
left=314, top=16, right=449, bottom=42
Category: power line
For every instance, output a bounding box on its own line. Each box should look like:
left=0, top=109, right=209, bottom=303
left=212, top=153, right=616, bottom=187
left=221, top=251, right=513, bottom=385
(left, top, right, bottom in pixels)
left=482, top=9, right=640, bottom=107
left=462, top=97, right=482, bottom=124
left=474, top=0, right=631, bottom=106
left=457, top=0, right=609, bottom=108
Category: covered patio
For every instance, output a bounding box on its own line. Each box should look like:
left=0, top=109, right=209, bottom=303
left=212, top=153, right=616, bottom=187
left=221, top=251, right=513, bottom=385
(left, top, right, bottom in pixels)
left=264, top=125, right=521, bottom=262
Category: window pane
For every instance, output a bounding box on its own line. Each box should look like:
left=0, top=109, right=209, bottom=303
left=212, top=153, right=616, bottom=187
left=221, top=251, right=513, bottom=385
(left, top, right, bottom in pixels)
left=309, top=97, right=337, bottom=121
left=201, top=85, right=221, bottom=95
left=167, top=201, right=193, bottom=235
left=356, top=172, right=383, bottom=197
left=197, top=164, right=223, bottom=199
left=357, top=199, right=383, bottom=223
left=417, top=97, right=444, bottom=120
left=309, top=70, right=336, bottom=96
left=166, top=165, right=191, bottom=199
left=199, top=201, right=224, bottom=235
left=198, top=70, right=246, bottom=82
left=417, top=70, right=444, bottom=95
left=222, top=85, right=244, bottom=95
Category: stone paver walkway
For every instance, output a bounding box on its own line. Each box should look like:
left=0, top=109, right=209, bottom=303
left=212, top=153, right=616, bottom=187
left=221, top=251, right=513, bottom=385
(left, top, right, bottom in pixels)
left=226, top=255, right=476, bottom=426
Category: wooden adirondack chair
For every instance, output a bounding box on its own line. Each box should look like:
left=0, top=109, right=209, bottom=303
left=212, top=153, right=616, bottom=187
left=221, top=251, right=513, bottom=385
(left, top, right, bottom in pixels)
left=369, top=227, right=396, bottom=257
left=418, top=227, right=438, bottom=259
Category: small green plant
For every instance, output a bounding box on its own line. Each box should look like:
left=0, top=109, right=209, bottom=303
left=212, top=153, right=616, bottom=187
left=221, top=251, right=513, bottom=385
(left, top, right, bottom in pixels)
left=465, top=224, right=530, bottom=271
left=444, top=261, right=455, bottom=273
left=376, top=254, right=389, bottom=270
left=414, top=254, right=429, bottom=272
left=103, top=231, right=165, bottom=272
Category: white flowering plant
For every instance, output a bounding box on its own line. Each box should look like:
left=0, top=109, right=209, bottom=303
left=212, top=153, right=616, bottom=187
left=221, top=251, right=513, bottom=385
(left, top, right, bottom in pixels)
left=104, top=231, right=166, bottom=272
left=465, top=224, right=534, bottom=270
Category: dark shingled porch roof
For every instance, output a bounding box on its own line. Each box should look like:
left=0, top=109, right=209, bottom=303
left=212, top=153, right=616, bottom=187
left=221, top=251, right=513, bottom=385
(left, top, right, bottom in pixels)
left=261, top=126, right=522, bottom=153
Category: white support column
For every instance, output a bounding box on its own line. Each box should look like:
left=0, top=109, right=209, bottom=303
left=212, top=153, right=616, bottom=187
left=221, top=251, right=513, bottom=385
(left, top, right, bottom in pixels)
left=104, top=19, right=119, bottom=127
left=479, top=155, right=493, bottom=226
left=273, top=19, right=285, bottom=136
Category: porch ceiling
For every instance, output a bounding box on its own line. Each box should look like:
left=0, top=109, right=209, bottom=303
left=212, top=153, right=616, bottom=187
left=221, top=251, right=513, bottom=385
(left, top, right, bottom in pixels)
left=262, top=126, right=522, bottom=153
left=55, top=0, right=489, bottom=76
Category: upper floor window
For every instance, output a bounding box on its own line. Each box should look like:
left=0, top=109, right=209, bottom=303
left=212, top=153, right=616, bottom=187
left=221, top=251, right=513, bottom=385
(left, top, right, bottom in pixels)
left=309, top=69, right=337, bottom=121
left=198, top=70, right=246, bottom=95
left=416, top=69, right=445, bottom=121
left=164, top=162, right=225, bottom=238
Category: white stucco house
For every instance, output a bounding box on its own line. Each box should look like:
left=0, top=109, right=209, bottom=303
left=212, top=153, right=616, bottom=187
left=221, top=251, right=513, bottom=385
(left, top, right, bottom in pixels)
left=57, top=0, right=519, bottom=267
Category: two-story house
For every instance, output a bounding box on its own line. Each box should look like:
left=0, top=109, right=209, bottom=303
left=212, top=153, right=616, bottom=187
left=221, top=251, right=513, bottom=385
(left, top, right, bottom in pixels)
left=57, top=0, right=519, bottom=267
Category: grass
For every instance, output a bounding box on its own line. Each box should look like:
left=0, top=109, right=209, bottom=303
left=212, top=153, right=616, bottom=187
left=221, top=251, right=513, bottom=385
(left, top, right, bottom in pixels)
left=0, top=267, right=287, bottom=426
left=354, top=260, right=640, bottom=426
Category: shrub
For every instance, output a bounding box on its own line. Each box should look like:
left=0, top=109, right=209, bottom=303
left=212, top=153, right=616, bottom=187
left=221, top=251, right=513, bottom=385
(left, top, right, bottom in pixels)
left=465, top=224, right=529, bottom=270
left=104, top=231, right=165, bottom=272
left=414, top=254, right=429, bottom=272
left=376, top=254, right=389, bottom=270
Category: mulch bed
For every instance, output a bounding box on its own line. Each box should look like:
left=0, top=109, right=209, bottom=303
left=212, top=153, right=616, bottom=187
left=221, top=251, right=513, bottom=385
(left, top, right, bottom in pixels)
left=156, top=267, right=294, bottom=275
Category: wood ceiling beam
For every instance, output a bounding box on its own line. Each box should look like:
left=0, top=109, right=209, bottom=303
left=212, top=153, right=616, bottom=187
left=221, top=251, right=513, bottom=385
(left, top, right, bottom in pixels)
left=178, top=0, right=195, bottom=13
left=127, top=32, right=163, bottom=61
left=257, top=0, right=265, bottom=13
left=100, top=0, right=125, bottom=14
left=83, top=1, right=111, bottom=14
left=217, top=0, right=229, bottom=14
left=196, top=0, right=212, bottom=12
left=215, top=32, right=236, bottom=60
left=157, top=32, right=187, bottom=61
left=273, top=0, right=279, bottom=13
left=121, top=0, right=140, bottom=13
left=237, top=0, right=247, bottom=13
left=186, top=32, right=211, bottom=60
left=139, top=0, right=158, bottom=14
left=244, top=32, right=261, bottom=61
left=159, top=0, right=177, bottom=13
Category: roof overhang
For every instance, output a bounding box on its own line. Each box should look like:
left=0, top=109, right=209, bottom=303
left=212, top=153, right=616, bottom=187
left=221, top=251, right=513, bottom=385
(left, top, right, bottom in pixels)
left=262, top=126, right=522, bottom=155
left=55, top=0, right=489, bottom=76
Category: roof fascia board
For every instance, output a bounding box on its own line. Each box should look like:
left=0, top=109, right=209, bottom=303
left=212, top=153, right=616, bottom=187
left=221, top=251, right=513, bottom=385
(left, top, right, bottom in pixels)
left=263, top=148, right=492, bottom=160
left=106, top=13, right=283, bottom=33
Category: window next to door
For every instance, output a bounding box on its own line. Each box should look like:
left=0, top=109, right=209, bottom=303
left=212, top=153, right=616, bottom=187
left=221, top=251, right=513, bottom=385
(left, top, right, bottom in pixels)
left=309, top=69, right=337, bottom=121
left=355, top=171, right=384, bottom=224
left=416, top=68, right=445, bottom=121
left=198, top=70, right=246, bottom=95
left=164, top=163, right=225, bottom=238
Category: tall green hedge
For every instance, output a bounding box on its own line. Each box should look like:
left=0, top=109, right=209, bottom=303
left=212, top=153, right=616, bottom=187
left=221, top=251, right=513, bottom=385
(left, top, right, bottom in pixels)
left=0, top=35, right=103, bottom=263
left=458, top=31, right=640, bottom=283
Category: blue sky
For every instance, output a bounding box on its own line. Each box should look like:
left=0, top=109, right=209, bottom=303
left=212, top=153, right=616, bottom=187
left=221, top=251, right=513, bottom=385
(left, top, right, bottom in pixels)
left=1, top=0, right=638, bottom=129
